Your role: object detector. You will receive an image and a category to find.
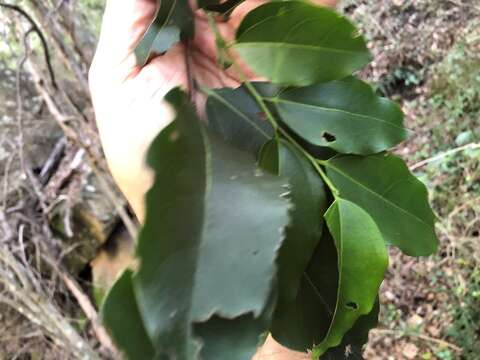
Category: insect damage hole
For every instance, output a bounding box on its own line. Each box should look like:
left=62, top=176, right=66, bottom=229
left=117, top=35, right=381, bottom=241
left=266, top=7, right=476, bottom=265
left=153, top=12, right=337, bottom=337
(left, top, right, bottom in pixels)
left=169, top=130, right=180, bottom=142
left=346, top=302, right=358, bottom=310
left=322, top=131, right=336, bottom=143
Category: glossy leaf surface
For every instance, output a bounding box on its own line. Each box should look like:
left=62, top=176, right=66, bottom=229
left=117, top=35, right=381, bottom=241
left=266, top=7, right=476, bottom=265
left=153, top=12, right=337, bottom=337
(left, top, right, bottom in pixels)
left=102, top=271, right=155, bottom=360
left=269, top=228, right=338, bottom=352
left=134, top=88, right=290, bottom=359
left=273, top=77, right=407, bottom=154
left=259, top=139, right=328, bottom=343
left=314, top=199, right=388, bottom=356
left=320, top=299, right=380, bottom=359
left=205, top=86, right=274, bottom=156
left=325, top=154, right=438, bottom=256
left=235, top=1, right=370, bottom=86
left=269, top=226, right=381, bottom=356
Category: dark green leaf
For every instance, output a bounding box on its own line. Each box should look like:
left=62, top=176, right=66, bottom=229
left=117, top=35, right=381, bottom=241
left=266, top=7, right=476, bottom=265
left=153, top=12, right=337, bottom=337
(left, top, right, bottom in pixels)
left=321, top=300, right=379, bottom=359
left=344, top=298, right=380, bottom=348
left=314, top=199, right=388, bottom=356
left=134, top=88, right=290, bottom=358
left=102, top=270, right=155, bottom=360
left=235, top=1, right=370, bottom=86
left=270, top=228, right=338, bottom=352
left=259, top=139, right=328, bottom=349
left=205, top=86, right=274, bottom=156
left=135, top=0, right=194, bottom=66
left=194, top=289, right=277, bottom=360
left=272, top=77, right=407, bottom=155
left=269, top=225, right=380, bottom=356
left=325, top=154, right=438, bottom=256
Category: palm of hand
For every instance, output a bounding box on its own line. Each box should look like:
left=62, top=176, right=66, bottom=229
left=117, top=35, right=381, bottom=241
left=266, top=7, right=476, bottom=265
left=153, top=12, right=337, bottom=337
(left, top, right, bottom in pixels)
left=90, top=0, right=266, bottom=220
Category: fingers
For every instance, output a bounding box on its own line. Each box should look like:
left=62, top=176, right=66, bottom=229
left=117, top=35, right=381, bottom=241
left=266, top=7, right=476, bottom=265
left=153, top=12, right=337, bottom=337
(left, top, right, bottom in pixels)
left=253, top=335, right=309, bottom=360
left=91, top=0, right=158, bottom=82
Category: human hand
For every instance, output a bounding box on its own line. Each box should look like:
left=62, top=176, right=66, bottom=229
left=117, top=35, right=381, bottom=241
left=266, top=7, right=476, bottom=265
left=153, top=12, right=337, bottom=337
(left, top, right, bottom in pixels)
left=89, top=1, right=337, bottom=359
left=89, top=0, right=262, bottom=221
left=90, top=0, right=337, bottom=222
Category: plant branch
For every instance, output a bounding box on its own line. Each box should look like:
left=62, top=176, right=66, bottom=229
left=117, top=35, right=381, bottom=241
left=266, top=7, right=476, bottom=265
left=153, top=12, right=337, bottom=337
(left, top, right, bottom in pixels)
left=0, top=2, right=57, bottom=89
left=410, top=142, right=480, bottom=171
left=207, top=16, right=341, bottom=196
left=372, top=328, right=462, bottom=352
left=230, top=64, right=341, bottom=196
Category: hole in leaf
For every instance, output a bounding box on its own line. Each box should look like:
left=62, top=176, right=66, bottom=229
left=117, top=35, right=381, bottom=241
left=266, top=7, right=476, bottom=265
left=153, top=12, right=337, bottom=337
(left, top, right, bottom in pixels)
left=256, top=111, right=267, bottom=120
left=169, top=130, right=180, bottom=142
left=322, top=132, right=336, bottom=143
left=346, top=302, right=358, bottom=310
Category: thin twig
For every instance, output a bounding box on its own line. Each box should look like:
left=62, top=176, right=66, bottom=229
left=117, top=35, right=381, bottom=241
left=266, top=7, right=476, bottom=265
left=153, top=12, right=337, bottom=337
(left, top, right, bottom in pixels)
left=0, top=2, right=57, bottom=89
left=372, top=328, right=462, bottom=352
left=410, top=142, right=480, bottom=171
left=54, top=264, right=119, bottom=357
left=24, top=59, right=138, bottom=239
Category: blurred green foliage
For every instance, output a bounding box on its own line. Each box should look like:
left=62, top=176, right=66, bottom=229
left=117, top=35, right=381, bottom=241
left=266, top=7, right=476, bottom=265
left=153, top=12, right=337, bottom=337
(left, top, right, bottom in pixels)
left=79, top=0, right=105, bottom=36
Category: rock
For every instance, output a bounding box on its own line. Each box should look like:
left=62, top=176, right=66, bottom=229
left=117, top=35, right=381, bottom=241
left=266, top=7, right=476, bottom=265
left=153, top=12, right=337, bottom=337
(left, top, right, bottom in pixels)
left=402, top=343, right=419, bottom=359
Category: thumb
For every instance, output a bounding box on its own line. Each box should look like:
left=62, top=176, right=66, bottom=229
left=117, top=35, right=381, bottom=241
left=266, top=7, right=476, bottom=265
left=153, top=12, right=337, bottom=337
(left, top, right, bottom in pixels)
left=91, top=0, right=158, bottom=80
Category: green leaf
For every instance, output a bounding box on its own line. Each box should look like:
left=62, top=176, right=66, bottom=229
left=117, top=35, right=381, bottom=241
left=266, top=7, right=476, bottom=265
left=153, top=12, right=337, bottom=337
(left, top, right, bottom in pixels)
left=194, top=290, right=276, bottom=360
left=102, top=270, right=155, bottom=360
left=269, top=228, right=338, bottom=352
left=205, top=86, right=274, bottom=156
left=134, top=88, right=290, bottom=359
left=135, top=0, right=194, bottom=66
left=325, top=154, right=439, bottom=256
left=321, top=299, right=379, bottom=359
left=259, top=139, right=328, bottom=346
left=272, top=77, right=407, bottom=155
left=314, top=199, right=388, bottom=356
left=318, top=312, right=380, bottom=360
left=234, top=1, right=371, bottom=86
left=268, top=225, right=380, bottom=356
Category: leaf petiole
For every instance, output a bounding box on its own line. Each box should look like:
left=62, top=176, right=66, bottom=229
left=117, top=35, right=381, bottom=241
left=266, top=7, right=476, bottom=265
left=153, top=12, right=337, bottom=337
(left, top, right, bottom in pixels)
left=232, top=71, right=340, bottom=197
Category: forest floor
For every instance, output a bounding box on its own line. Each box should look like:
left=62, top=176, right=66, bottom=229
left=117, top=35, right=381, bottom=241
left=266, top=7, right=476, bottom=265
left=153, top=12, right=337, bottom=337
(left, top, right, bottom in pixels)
left=0, top=0, right=479, bottom=359
left=343, top=1, right=480, bottom=359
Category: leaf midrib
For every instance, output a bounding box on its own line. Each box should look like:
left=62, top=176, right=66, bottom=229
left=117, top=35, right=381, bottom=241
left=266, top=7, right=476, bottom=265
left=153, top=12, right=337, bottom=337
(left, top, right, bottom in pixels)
left=273, top=98, right=405, bottom=132
left=326, top=164, right=432, bottom=229
left=206, top=89, right=271, bottom=139
left=234, top=42, right=367, bottom=56
left=303, top=273, right=333, bottom=317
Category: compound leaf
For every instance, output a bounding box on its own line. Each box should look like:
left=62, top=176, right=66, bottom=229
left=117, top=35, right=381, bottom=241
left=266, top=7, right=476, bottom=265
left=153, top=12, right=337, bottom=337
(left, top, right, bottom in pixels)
left=134, top=88, right=290, bottom=359
left=325, top=154, right=438, bottom=256
left=273, top=77, right=407, bottom=155
left=235, top=1, right=370, bottom=86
